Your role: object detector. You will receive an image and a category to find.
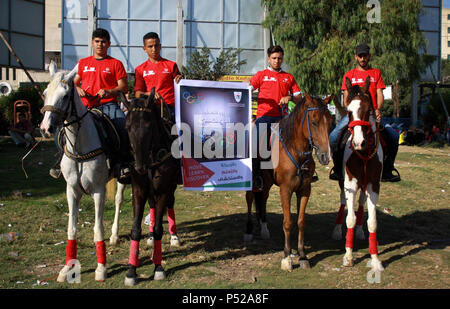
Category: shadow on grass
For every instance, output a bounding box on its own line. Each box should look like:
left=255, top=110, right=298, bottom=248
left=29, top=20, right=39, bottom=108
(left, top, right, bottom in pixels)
left=163, top=208, right=450, bottom=271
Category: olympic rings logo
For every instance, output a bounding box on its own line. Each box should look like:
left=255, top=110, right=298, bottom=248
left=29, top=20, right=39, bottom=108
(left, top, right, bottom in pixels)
left=183, top=91, right=205, bottom=104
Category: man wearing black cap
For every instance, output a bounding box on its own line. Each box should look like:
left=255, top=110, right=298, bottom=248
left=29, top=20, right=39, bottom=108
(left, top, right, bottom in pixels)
left=329, top=44, right=400, bottom=182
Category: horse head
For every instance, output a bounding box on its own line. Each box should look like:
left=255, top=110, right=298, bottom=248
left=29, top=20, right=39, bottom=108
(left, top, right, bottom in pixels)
left=302, top=93, right=333, bottom=165
left=123, top=88, right=161, bottom=175
left=40, top=61, right=78, bottom=137
left=345, top=76, right=375, bottom=151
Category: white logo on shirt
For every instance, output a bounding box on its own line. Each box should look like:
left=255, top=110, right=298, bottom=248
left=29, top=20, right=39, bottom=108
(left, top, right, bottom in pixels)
left=83, top=66, right=96, bottom=73
left=352, top=77, right=375, bottom=84
left=162, top=68, right=170, bottom=74
left=263, top=76, right=277, bottom=82
left=143, top=70, right=155, bottom=77
left=102, top=67, right=111, bottom=74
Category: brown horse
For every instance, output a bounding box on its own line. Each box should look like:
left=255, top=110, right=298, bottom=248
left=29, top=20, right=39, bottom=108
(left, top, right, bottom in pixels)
left=119, top=90, right=181, bottom=286
left=245, top=93, right=332, bottom=271
left=338, top=77, right=384, bottom=272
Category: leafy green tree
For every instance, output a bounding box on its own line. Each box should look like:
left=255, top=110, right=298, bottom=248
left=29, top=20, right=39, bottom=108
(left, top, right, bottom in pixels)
left=181, top=47, right=246, bottom=81
left=262, top=0, right=434, bottom=115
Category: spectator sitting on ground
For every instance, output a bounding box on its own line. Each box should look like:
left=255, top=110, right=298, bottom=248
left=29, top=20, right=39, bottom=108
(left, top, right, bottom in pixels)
left=8, top=113, right=35, bottom=148
left=399, top=129, right=407, bottom=145
left=431, top=125, right=440, bottom=142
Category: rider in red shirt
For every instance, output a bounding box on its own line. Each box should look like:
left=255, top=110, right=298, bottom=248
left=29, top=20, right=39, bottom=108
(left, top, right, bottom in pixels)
left=329, top=44, right=400, bottom=182
left=49, top=28, right=131, bottom=182
left=246, top=45, right=302, bottom=190
left=134, top=32, right=182, bottom=119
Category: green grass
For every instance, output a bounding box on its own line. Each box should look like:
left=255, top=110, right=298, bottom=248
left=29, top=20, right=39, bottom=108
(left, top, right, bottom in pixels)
left=0, top=138, right=449, bottom=289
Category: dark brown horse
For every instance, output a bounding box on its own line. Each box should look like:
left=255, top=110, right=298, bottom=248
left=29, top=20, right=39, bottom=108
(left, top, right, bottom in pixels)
left=245, top=93, right=332, bottom=271
left=119, top=90, right=181, bottom=286
left=337, top=77, right=384, bottom=272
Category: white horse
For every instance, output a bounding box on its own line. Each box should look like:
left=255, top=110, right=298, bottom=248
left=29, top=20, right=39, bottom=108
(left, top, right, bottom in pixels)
left=40, top=61, right=125, bottom=282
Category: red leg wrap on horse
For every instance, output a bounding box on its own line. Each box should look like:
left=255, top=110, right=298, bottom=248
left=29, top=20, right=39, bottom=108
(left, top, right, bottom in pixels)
left=65, top=239, right=77, bottom=265
left=168, top=208, right=177, bottom=234
left=96, top=241, right=106, bottom=265
left=149, top=208, right=155, bottom=233
left=345, top=228, right=354, bottom=249
left=369, top=232, right=378, bottom=255
left=129, top=240, right=140, bottom=267
left=335, top=204, right=346, bottom=225
left=152, top=240, right=162, bottom=265
left=356, top=205, right=364, bottom=226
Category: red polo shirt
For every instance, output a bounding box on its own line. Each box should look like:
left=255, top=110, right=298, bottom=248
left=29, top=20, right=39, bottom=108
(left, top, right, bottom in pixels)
left=341, top=68, right=385, bottom=110
left=134, top=58, right=181, bottom=106
left=250, top=68, right=301, bottom=118
left=77, top=56, right=127, bottom=108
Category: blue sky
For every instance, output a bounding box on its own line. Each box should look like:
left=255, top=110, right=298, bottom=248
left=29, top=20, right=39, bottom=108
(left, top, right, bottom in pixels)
left=446, top=0, right=450, bottom=8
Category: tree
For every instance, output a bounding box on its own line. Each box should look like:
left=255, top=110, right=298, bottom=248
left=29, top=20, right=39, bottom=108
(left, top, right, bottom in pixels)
left=181, top=47, right=246, bottom=81
left=262, top=0, right=434, bottom=115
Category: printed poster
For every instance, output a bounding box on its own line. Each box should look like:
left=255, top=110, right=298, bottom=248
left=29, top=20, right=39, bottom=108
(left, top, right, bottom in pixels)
left=174, top=79, right=252, bottom=191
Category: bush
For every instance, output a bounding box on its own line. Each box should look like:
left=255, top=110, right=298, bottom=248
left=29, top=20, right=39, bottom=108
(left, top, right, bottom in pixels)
left=422, top=89, right=450, bottom=130
left=0, top=85, right=47, bottom=133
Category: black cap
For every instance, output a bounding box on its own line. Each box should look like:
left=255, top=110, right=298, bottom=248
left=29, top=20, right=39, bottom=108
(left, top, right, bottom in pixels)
left=355, top=44, right=370, bottom=55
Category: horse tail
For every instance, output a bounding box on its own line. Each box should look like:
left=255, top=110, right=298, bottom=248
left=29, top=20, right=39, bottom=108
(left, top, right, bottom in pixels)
left=106, top=179, right=117, bottom=201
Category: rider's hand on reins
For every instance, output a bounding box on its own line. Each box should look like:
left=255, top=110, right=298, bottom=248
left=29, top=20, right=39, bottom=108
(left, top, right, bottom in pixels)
left=375, top=109, right=382, bottom=122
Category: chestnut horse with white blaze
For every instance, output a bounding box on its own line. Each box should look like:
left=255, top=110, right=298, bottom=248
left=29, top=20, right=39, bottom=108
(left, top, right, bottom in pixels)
left=338, top=76, right=384, bottom=272
left=245, top=94, right=332, bottom=271
left=39, top=61, right=125, bottom=282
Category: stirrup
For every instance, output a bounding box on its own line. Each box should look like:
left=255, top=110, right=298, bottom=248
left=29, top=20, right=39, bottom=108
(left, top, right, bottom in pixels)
left=49, top=168, right=61, bottom=179
left=381, top=168, right=401, bottom=182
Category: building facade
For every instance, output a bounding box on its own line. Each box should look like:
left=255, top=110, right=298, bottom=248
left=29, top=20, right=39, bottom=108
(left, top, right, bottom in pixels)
left=442, top=6, right=450, bottom=59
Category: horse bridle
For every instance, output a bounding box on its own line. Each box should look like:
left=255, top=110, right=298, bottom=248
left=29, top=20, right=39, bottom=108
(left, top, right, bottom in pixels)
left=41, top=79, right=102, bottom=161
left=272, top=102, right=327, bottom=177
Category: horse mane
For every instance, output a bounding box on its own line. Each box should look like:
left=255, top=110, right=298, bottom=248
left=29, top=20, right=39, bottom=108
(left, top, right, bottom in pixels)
left=279, top=97, right=305, bottom=146
left=279, top=96, right=327, bottom=147
left=46, top=72, right=66, bottom=96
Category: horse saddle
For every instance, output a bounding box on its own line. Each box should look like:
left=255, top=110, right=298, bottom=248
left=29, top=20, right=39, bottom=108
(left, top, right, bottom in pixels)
left=89, top=108, right=121, bottom=156
left=57, top=109, right=120, bottom=160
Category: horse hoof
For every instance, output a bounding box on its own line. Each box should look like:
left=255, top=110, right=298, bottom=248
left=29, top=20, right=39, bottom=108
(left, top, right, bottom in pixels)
left=170, top=235, right=181, bottom=247
left=243, top=233, right=253, bottom=242
left=260, top=229, right=270, bottom=240
left=281, top=257, right=293, bottom=272
left=124, top=276, right=137, bottom=286
left=154, top=265, right=166, bottom=280
left=299, top=259, right=311, bottom=269
left=95, top=264, right=107, bottom=282
left=57, top=266, right=69, bottom=283
left=368, top=258, right=384, bottom=272
left=343, top=255, right=354, bottom=267
left=355, top=226, right=365, bottom=240
left=109, top=236, right=120, bottom=246
left=147, top=236, right=154, bottom=247
left=331, top=225, right=342, bottom=240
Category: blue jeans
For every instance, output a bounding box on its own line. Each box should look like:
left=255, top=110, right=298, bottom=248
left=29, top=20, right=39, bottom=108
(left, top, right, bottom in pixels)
left=94, top=102, right=130, bottom=158
left=330, top=115, right=399, bottom=160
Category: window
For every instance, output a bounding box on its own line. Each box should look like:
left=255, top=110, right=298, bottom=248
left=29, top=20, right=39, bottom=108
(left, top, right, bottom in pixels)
left=448, top=41, right=450, bottom=48
left=448, top=55, right=450, bottom=60
left=448, top=14, right=450, bottom=20
left=448, top=27, right=450, bottom=34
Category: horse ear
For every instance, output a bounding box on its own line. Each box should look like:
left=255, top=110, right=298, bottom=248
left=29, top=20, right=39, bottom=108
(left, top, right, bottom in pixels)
left=345, top=77, right=352, bottom=91
left=146, top=87, right=156, bottom=107
left=48, top=60, right=57, bottom=77
left=323, top=95, right=332, bottom=104
left=304, top=92, right=312, bottom=102
left=117, top=91, right=130, bottom=111
left=362, top=76, right=370, bottom=93
left=65, top=64, right=78, bottom=82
